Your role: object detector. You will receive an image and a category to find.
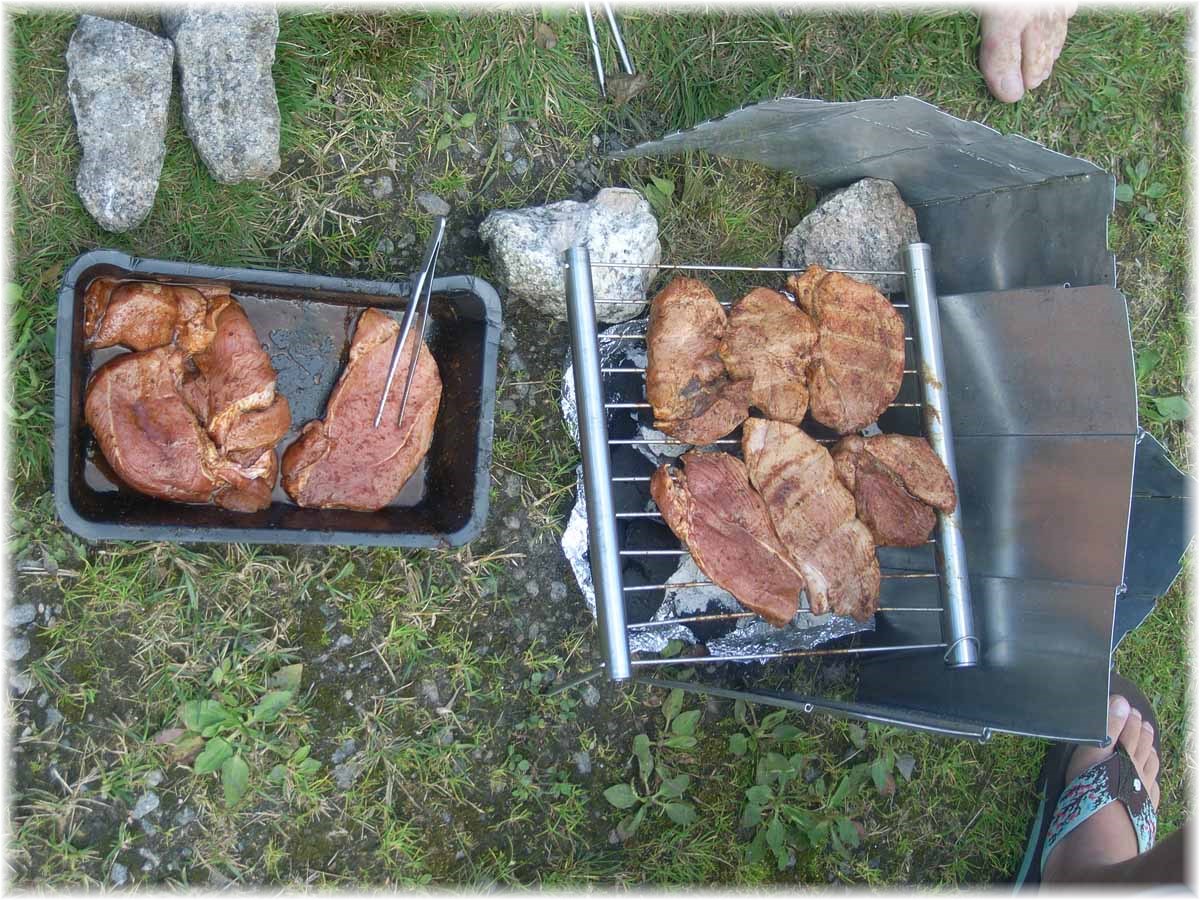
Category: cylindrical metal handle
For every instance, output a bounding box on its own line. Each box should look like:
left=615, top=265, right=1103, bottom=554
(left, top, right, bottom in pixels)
left=564, top=245, right=632, bottom=681
left=903, top=243, right=980, bottom=669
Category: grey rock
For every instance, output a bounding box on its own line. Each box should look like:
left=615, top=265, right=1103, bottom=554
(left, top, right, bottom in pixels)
left=8, top=604, right=36, bottom=627
left=161, top=8, right=281, bottom=184
left=368, top=174, right=395, bottom=200
left=66, top=16, right=173, bottom=232
left=434, top=726, right=455, bottom=746
left=416, top=191, right=451, bottom=217
left=479, top=188, right=661, bottom=323
left=527, top=622, right=541, bottom=641
left=44, top=707, right=64, bottom=728
left=334, top=633, right=353, bottom=650
left=342, top=688, right=353, bottom=701
left=581, top=682, right=601, bottom=709
left=573, top=750, right=592, bottom=775
left=6, top=637, right=29, bottom=662
left=145, top=769, right=164, bottom=787
left=549, top=581, right=568, bottom=602
left=9, top=672, right=32, bottom=695
left=782, top=178, right=920, bottom=293
left=376, top=237, right=395, bottom=255
left=513, top=157, right=529, bottom=177
left=500, top=328, right=518, bottom=352
left=331, top=738, right=357, bottom=765
left=110, top=862, right=129, bottom=887
left=499, top=122, right=521, bottom=153
left=504, top=474, right=522, bottom=498
left=395, top=231, right=416, bottom=250
left=37, top=691, right=49, bottom=708
left=507, top=350, right=527, bottom=373
left=503, top=151, right=514, bottom=163
left=138, top=847, right=161, bottom=868
left=496, top=399, right=517, bottom=414
left=504, top=516, right=521, bottom=530
left=332, top=759, right=361, bottom=790
left=131, top=791, right=160, bottom=819
left=175, top=806, right=197, bottom=828
left=418, top=679, right=441, bottom=707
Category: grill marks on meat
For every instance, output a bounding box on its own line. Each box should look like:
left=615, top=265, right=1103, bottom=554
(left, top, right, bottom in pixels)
left=85, top=347, right=279, bottom=511
left=742, top=418, right=881, bottom=621
left=281, top=308, right=442, bottom=511
left=646, top=277, right=750, bottom=445
left=651, top=452, right=804, bottom=627
left=719, top=287, right=818, bottom=425
left=832, top=434, right=956, bottom=547
left=83, top=282, right=289, bottom=511
left=789, top=265, right=905, bottom=434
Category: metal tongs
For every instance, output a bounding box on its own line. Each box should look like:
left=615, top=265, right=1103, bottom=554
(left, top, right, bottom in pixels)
left=374, top=216, right=446, bottom=429
left=583, top=0, right=635, bottom=99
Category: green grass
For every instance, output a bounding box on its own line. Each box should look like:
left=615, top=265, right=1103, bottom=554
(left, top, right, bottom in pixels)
left=8, top=7, right=1191, bottom=888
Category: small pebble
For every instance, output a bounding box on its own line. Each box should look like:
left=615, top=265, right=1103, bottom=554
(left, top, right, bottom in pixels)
left=435, top=726, right=454, bottom=746
left=6, top=637, right=29, bottom=662
left=504, top=474, right=522, bottom=498
left=146, top=770, right=163, bottom=788
left=503, top=151, right=514, bottom=163
left=500, top=329, right=518, bottom=352
left=513, top=158, right=529, bottom=176
left=8, top=604, right=36, bottom=627
left=334, top=634, right=353, bottom=650
left=110, top=862, right=129, bottom=886
left=418, top=679, right=441, bottom=707
left=549, top=581, right=568, bottom=602
left=44, top=707, right=63, bottom=728
left=368, top=174, right=395, bottom=200
left=332, top=739, right=358, bottom=765
left=497, top=399, right=517, bottom=414
left=396, top=231, right=416, bottom=249
left=573, top=750, right=591, bottom=775
left=36, top=691, right=48, bottom=708
left=343, top=689, right=353, bottom=701
left=504, top=516, right=521, bottom=530
left=9, top=672, right=32, bottom=695
left=416, top=191, right=451, bottom=217
left=525, top=580, right=540, bottom=598
left=131, top=792, right=160, bottom=819
left=508, top=350, right=527, bottom=373
left=581, top=683, right=601, bottom=709
left=592, top=134, right=601, bottom=147
left=376, top=236, right=395, bottom=255
left=528, top=622, right=541, bottom=642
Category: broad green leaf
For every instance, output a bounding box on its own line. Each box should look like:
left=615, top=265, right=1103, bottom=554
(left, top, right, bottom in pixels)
left=1115, top=183, right=1134, bottom=203
left=741, top=802, right=764, bottom=829
left=760, top=710, right=787, bottom=732
left=1143, top=182, right=1167, bottom=199
left=221, top=755, right=250, bottom=806
left=663, top=689, right=683, bottom=726
left=734, top=700, right=748, bottom=725
left=298, top=758, right=321, bottom=775
left=746, top=784, right=772, bottom=806
left=1135, top=159, right=1150, bottom=181
left=660, top=773, right=690, bottom=799
left=870, top=757, right=888, bottom=794
left=847, top=723, right=867, bottom=749
left=267, top=664, right=304, bottom=692
left=201, top=724, right=222, bottom=739
left=765, top=816, right=787, bottom=868
left=457, top=111, right=478, bottom=128
left=828, top=773, right=854, bottom=808
left=836, top=816, right=861, bottom=848
left=179, top=699, right=228, bottom=733
left=896, top=753, right=916, bottom=781
left=1153, top=395, right=1190, bottom=421
left=633, top=733, right=653, bottom=781
left=664, top=801, right=696, bottom=826
left=772, top=724, right=803, bottom=741
left=781, top=804, right=815, bottom=829
left=1136, top=349, right=1162, bottom=381
left=806, top=819, right=829, bottom=849
left=604, top=783, right=639, bottom=809
left=435, top=133, right=452, bottom=152
left=661, top=639, right=683, bottom=658
left=165, top=734, right=205, bottom=764
left=746, top=829, right=767, bottom=865
left=194, top=737, right=234, bottom=774
left=619, top=805, right=646, bottom=838
left=210, top=666, right=224, bottom=687
left=250, top=690, right=293, bottom=724
left=664, top=735, right=697, bottom=750
left=291, top=745, right=311, bottom=764
left=671, top=709, right=701, bottom=737
left=267, top=764, right=288, bottom=784
left=729, top=733, right=748, bottom=756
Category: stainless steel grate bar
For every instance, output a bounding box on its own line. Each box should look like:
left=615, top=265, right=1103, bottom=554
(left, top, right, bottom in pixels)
left=588, top=261, right=905, bottom=275
left=627, top=607, right=943, bottom=629
left=593, top=296, right=910, bottom=309
left=602, top=366, right=920, bottom=375
left=604, top=401, right=923, bottom=410
left=630, top=643, right=947, bottom=667
left=601, top=332, right=914, bottom=342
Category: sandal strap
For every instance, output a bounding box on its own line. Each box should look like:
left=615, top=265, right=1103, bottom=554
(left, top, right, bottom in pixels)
left=1040, top=748, right=1157, bottom=874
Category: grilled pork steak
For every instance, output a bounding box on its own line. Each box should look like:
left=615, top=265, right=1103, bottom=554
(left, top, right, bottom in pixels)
left=742, top=418, right=880, bottom=621
left=281, top=308, right=442, bottom=511
left=832, top=434, right=957, bottom=547
left=84, top=347, right=279, bottom=511
left=788, top=265, right=905, bottom=434
left=646, top=277, right=750, bottom=445
left=719, top=287, right=818, bottom=425
left=651, top=451, right=805, bottom=627
left=84, top=289, right=289, bottom=512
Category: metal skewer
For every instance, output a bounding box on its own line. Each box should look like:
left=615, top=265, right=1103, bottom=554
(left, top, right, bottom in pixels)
left=583, top=0, right=635, bottom=99
left=374, top=216, right=445, bottom=429
left=396, top=234, right=443, bottom=430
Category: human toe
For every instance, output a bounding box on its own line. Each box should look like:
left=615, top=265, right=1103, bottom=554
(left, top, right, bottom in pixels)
left=979, top=13, right=1026, bottom=102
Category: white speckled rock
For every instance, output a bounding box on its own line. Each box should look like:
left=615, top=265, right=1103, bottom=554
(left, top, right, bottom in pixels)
left=66, top=16, right=174, bottom=233
left=161, top=7, right=281, bottom=184
left=782, top=178, right=920, bottom=294
left=479, top=187, right=660, bottom=323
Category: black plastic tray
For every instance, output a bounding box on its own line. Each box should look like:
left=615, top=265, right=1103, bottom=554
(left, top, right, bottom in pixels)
left=54, top=249, right=501, bottom=547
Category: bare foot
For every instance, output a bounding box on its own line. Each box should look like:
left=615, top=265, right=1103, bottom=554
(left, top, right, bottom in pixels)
left=1042, top=694, right=1162, bottom=885
left=979, top=5, right=1077, bottom=102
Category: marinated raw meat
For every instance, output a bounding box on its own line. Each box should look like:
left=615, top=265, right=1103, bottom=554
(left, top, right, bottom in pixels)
left=281, top=308, right=442, bottom=511
left=651, top=451, right=805, bottom=627
left=84, top=347, right=278, bottom=511
left=788, top=265, right=905, bottom=434
left=646, top=277, right=750, bottom=445
left=832, top=434, right=957, bottom=547
left=742, top=418, right=880, bottom=621
left=719, top=287, right=817, bottom=425
left=84, top=277, right=229, bottom=353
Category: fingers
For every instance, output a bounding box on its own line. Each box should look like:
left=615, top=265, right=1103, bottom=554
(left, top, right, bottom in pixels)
left=979, top=12, right=1026, bottom=103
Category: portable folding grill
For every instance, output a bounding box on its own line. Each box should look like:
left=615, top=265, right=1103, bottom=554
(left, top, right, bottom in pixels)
left=559, top=97, right=1192, bottom=745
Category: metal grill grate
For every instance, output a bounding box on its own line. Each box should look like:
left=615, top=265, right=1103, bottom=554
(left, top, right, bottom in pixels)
left=562, top=245, right=979, bottom=683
